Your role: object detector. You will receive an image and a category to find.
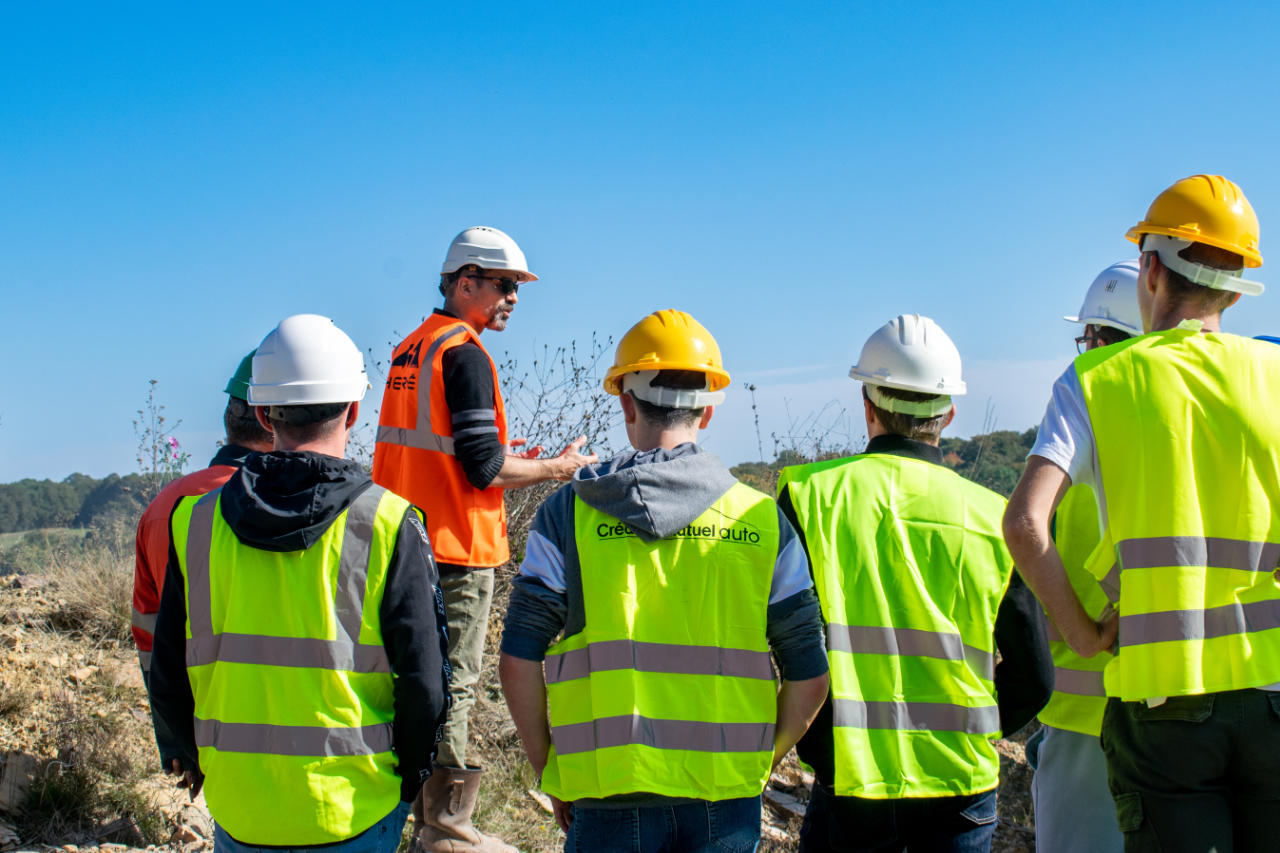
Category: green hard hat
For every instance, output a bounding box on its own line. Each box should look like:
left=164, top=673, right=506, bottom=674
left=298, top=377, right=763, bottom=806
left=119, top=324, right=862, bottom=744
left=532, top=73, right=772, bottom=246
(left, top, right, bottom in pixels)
left=224, top=350, right=256, bottom=401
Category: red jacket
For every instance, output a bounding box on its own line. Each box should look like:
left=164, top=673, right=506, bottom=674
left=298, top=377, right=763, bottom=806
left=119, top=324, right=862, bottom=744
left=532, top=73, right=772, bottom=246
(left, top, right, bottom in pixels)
left=132, top=444, right=256, bottom=672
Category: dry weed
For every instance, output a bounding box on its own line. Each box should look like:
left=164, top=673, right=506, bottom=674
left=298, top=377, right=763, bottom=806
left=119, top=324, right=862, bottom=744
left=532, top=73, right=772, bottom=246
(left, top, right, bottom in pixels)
left=0, top=679, right=34, bottom=719
left=43, top=520, right=133, bottom=644
left=19, top=678, right=164, bottom=846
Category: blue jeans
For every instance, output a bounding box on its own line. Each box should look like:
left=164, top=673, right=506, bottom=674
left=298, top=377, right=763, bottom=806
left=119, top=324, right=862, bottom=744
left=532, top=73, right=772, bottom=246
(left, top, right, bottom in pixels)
left=800, top=783, right=996, bottom=853
left=213, top=800, right=411, bottom=853
left=564, top=796, right=760, bottom=853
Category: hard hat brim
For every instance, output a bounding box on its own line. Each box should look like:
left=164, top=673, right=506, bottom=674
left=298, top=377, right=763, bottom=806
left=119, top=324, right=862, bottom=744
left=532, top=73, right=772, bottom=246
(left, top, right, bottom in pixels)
left=603, top=363, right=732, bottom=396
left=1126, top=223, right=1263, bottom=268
left=1063, top=314, right=1143, bottom=336
left=848, top=367, right=967, bottom=396
left=440, top=262, right=539, bottom=282
left=248, top=378, right=370, bottom=406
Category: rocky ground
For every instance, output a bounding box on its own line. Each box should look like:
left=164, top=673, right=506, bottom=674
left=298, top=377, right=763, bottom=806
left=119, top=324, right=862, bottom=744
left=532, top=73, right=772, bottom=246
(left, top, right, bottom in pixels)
left=0, top=569, right=1038, bottom=852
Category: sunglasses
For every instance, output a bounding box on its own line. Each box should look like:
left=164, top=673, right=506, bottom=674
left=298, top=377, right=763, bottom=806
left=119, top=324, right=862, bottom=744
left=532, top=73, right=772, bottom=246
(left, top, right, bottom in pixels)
left=464, top=270, right=520, bottom=296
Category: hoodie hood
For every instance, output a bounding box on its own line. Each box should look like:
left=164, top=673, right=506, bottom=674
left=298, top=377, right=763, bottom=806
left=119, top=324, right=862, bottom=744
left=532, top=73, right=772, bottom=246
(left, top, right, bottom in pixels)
left=571, top=443, right=736, bottom=542
left=219, top=451, right=373, bottom=552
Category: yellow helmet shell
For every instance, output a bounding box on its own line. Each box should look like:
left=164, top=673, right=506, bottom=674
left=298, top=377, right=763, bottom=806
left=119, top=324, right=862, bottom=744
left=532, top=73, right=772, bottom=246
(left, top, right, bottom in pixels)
left=1126, top=174, right=1262, bottom=268
left=604, top=310, right=731, bottom=396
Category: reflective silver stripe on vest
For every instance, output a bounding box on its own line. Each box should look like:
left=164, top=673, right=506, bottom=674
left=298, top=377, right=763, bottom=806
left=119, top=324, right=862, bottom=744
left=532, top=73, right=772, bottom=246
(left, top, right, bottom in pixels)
left=827, top=623, right=995, bottom=681
left=832, top=698, right=999, bottom=734
left=375, top=324, right=470, bottom=455
left=1053, top=667, right=1106, bottom=697
left=186, top=490, right=221, bottom=639
left=185, top=486, right=390, bottom=673
left=1120, top=598, right=1280, bottom=646
left=551, top=714, right=775, bottom=756
left=186, top=633, right=391, bottom=673
left=1100, top=562, right=1121, bottom=604
left=375, top=424, right=455, bottom=454
left=132, top=607, right=158, bottom=634
left=544, top=639, right=775, bottom=684
left=1119, top=536, right=1280, bottom=572
left=194, top=717, right=393, bottom=757
left=335, top=488, right=380, bottom=649
left=138, top=650, right=152, bottom=672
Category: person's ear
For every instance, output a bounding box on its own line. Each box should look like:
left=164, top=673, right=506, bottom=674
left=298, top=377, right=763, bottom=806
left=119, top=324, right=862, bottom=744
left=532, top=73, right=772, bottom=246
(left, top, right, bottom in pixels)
left=620, top=392, right=637, bottom=426
left=254, top=406, right=272, bottom=431
left=346, top=401, right=359, bottom=428
left=943, top=404, right=955, bottom=430
left=862, top=394, right=879, bottom=430
left=698, top=405, right=714, bottom=429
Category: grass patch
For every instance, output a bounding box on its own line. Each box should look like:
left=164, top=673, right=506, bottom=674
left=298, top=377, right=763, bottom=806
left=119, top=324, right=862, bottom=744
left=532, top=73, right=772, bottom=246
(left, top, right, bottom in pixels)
left=19, top=698, right=164, bottom=847
left=0, top=681, right=34, bottom=718
left=43, top=521, right=133, bottom=644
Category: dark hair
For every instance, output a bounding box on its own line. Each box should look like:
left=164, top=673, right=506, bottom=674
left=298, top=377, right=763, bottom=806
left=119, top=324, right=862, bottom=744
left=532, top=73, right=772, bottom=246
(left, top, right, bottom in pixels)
left=439, top=264, right=479, bottom=298
left=266, top=402, right=350, bottom=444
left=1093, top=325, right=1132, bottom=347
left=224, top=397, right=273, bottom=448
left=1148, top=239, right=1243, bottom=315
left=630, top=369, right=708, bottom=429
left=864, top=385, right=950, bottom=442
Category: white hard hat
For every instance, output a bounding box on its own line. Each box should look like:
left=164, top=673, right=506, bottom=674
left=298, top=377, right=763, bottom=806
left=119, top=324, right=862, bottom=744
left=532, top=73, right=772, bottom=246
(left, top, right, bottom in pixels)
left=849, top=314, right=965, bottom=414
left=441, top=226, right=538, bottom=282
left=1064, top=260, right=1142, bottom=336
left=248, top=314, right=370, bottom=406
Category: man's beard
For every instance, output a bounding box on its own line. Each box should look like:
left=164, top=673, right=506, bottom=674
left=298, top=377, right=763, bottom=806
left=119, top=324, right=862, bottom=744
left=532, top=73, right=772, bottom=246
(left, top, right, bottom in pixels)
left=486, top=307, right=512, bottom=331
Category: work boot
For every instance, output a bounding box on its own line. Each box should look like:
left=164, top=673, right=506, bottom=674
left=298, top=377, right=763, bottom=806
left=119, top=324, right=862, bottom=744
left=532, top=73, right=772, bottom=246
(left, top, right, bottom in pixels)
left=411, top=764, right=518, bottom=853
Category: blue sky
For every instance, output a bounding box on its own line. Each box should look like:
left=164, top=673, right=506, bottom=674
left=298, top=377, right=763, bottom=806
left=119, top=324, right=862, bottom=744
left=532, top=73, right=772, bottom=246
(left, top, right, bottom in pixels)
left=4, top=3, right=1280, bottom=481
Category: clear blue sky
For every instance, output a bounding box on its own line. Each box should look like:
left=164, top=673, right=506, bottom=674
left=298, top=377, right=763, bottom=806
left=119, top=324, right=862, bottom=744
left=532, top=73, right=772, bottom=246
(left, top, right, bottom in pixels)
left=4, top=2, right=1280, bottom=481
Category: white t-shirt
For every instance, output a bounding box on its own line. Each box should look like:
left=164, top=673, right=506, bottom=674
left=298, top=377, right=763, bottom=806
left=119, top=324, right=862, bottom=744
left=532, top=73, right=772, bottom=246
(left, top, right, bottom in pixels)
left=1029, top=363, right=1105, bottom=520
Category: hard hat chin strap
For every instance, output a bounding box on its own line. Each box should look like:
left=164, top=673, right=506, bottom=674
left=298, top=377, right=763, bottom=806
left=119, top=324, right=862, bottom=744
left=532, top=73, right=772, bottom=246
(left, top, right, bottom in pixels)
left=865, top=384, right=952, bottom=417
left=1144, top=234, right=1265, bottom=296
left=622, top=371, right=725, bottom=409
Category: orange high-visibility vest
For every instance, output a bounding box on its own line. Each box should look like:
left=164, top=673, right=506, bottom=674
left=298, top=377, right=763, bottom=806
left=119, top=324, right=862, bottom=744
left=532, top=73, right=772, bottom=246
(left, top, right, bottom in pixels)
left=373, top=314, right=509, bottom=568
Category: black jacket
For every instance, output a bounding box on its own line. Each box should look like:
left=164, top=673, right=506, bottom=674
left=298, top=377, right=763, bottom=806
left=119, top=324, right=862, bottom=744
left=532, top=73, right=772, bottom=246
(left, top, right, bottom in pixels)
left=778, top=434, right=1053, bottom=789
left=148, top=450, right=451, bottom=803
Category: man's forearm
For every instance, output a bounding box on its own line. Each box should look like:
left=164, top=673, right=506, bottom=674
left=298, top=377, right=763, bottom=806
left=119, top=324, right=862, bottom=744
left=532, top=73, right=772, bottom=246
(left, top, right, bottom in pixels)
left=498, top=653, right=552, bottom=774
left=1004, top=457, right=1108, bottom=657
left=773, top=673, right=829, bottom=767
left=1005, top=526, right=1097, bottom=654
left=488, top=455, right=560, bottom=490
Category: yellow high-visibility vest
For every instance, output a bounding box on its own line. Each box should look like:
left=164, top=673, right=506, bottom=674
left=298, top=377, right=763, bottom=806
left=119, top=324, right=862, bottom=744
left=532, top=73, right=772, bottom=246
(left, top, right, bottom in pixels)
left=171, top=485, right=410, bottom=845
left=542, top=482, right=779, bottom=802
left=1036, top=483, right=1112, bottom=735
left=780, top=452, right=1011, bottom=799
left=1077, top=327, right=1280, bottom=700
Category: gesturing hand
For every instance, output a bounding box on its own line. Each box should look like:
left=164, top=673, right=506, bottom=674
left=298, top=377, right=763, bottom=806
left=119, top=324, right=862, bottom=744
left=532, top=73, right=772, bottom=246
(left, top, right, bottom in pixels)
left=508, top=438, right=545, bottom=459
left=552, top=436, right=598, bottom=482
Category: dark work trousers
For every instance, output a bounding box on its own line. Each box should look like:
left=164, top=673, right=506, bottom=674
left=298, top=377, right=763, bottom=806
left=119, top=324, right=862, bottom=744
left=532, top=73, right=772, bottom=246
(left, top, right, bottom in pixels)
left=799, top=783, right=997, bottom=853
left=1100, top=689, right=1280, bottom=853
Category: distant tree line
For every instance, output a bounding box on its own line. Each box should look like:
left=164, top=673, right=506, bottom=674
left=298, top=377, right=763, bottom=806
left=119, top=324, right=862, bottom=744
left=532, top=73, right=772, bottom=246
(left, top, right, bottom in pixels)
left=0, top=426, right=1039, bottom=537
left=0, top=472, right=156, bottom=534
left=730, top=427, right=1038, bottom=499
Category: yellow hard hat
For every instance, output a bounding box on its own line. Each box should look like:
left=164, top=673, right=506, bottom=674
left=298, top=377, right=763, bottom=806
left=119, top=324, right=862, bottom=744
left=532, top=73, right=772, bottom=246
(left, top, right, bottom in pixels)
left=1126, top=174, right=1262, bottom=268
left=604, top=309, right=731, bottom=397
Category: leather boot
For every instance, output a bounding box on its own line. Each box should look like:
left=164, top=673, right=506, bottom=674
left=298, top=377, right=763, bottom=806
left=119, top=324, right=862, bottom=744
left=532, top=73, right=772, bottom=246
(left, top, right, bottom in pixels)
left=411, top=764, right=518, bottom=853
